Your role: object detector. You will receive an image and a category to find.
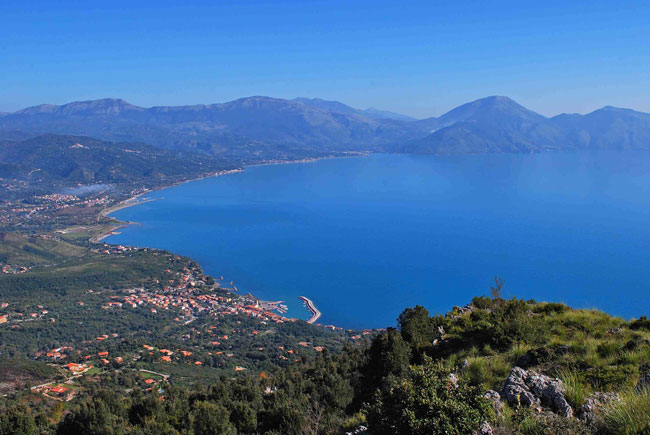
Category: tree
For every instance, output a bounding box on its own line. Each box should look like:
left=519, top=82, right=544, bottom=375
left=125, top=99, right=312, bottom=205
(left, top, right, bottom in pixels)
left=490, top=276, right=504, bottom=301
left=0, top=405, right=38, bottom=435
left=367, top=357, right=491, bottom=435
left=397, top=305, right=439, bottom=350
left=191, top=401, right=235, bottom=435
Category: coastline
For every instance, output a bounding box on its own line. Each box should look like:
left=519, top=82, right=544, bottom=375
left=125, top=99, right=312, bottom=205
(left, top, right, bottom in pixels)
left=91, top=153, right=367, bottom=323
left=92, top=168, right=243, bottom=242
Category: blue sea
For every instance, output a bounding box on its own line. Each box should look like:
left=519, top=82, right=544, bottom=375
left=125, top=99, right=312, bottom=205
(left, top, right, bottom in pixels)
left=107, top=152, right=650, bottom=329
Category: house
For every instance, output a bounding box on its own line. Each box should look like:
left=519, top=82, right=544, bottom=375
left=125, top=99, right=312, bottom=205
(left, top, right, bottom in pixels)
left=50, top=386, right=68, bottom=395
left=65, top=363, right=85, bottom=373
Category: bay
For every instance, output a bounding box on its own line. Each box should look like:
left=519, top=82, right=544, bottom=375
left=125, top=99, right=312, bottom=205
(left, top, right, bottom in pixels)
left=108, top=152, right=650, bottom=329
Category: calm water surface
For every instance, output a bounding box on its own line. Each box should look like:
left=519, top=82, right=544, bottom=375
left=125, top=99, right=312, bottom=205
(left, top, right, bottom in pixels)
left=108, top=152, right=650, bottom=328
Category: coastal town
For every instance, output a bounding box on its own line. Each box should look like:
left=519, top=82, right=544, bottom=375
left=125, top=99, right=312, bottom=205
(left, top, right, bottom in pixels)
left=0, top=140, right=377, bottom=407
left=0, top=235, right=374, bottom=400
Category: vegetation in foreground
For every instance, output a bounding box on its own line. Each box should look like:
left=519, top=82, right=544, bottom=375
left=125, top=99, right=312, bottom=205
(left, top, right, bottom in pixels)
left=3, top=278, right=650, bottom=434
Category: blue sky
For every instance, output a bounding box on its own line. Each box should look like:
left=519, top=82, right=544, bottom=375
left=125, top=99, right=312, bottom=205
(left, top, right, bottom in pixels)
left=1, top=0, right=649, bottom=118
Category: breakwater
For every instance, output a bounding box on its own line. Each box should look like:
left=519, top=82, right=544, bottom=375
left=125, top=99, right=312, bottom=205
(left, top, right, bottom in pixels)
left=299, top=296, right=321, bottom=324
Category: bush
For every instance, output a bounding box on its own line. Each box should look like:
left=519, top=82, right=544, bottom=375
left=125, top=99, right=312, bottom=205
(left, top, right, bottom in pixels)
left=533, top=302, right=569, bottom=315
left=367, top=357, right=492, bottom=435
left=630, top=316, right=650, bottom=331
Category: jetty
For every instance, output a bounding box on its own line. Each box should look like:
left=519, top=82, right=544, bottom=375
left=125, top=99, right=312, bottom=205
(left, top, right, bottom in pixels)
left=299, top=296, right=321, bottom=324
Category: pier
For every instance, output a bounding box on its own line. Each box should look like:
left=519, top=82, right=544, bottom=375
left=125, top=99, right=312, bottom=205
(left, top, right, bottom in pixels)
left=299, top=296, right=321, bottom=324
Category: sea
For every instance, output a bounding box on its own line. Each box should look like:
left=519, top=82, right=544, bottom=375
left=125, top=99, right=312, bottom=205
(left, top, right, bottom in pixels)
left=107, top=152, right=650, bottom=329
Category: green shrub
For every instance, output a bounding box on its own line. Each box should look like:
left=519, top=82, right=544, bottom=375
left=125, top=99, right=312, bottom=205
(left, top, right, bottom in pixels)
left=367, top=357, right=492, bottom=435
left=533, top=302, right=569, bottom=315
left=630, top=316, right=650, bottom=331
left=586, top=365, right=635, bottom=391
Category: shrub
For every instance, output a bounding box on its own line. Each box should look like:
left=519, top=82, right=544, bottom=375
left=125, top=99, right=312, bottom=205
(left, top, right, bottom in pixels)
left=533, top=302, right=569, bottom=315
left=585, top=365, right=635, bottom=391
left=367, top=357, right=492, bottom=435
left=630, top=316, right=650, bottom=331
left=471, top=296, right=494, bottom=310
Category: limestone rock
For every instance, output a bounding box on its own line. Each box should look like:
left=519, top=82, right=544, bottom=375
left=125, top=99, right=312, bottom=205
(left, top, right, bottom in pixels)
left=473, top=421, right=493, bottom=435
left=502, top=367, right=540, bottom=407
left=579, top=392, right=619, bottom=425
left=501, top=367, right=573, bottom=418
left=484, top=390, right=504, bottom=414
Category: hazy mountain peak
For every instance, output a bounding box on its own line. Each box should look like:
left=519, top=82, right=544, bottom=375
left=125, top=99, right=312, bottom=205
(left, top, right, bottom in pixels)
left=293, top=97, right=416, bottom=121
left=437, top=95, right=546, bottom=126
left=16, top=98, right=142, bottom=116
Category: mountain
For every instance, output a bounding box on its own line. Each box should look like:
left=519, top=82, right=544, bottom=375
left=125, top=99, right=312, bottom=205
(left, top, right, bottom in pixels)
left=403, top=96, right=564, bottom=154
left=0, top=134, right=233, bottom=185
left=550, top=106, right=650, bottom=150
left=294, top=97, right=416, bottom=121
left=2, top=96, right=650, bottom=157
left=0, top=97, right=423, bottom=158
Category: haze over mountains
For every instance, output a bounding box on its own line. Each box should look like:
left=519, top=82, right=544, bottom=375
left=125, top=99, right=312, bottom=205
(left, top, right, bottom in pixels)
left=1, top=95, right=650, bottom=159
left=0, top=134, right=232, bottom=188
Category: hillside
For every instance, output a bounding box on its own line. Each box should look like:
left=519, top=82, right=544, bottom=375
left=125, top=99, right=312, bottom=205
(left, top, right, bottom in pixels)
left=0, top=134, right=234, bottom=186
left=3, top=288, right=650, bottom=434
left=0, top=98, right=424, bottom=157
left=294, top=97, right=416, bottom=121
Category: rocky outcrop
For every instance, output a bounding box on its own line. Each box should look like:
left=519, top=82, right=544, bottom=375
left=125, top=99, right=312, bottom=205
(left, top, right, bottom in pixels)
left=579, top=392, right=619, bottom=425
left=473, top=421, right=493, bottom=435
left=501, top=367, right=573, bottom=418
left=484, top=390, right=504, bottom=414
left=501, top=367, right=541, bottom=408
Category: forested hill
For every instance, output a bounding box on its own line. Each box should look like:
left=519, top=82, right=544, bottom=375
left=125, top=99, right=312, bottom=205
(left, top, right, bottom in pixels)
left=2, top=96, right=650, bottom=157
left=0, top=134, right=235, bottom=187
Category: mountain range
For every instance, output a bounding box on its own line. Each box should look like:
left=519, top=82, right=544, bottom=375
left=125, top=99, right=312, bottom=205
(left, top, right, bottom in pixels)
left=1, top=96, right=649, bottom=158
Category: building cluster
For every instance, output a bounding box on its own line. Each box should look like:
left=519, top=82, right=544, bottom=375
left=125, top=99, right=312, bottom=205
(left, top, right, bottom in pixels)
left=0, top=303, right=50, bottom=325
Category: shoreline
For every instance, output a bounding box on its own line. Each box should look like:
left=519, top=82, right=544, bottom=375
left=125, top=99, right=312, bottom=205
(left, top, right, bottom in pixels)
left=92, top=168, right=244, bottom=242
left=91, top=153, right=368, bottom=323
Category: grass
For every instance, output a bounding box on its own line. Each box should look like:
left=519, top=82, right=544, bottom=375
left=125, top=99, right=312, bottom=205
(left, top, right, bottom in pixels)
left=597, top=391, right=650, bottom=434
left=139, top=371, right=164, bottom=380
left=0, top=233, right=85, bottom=267
left=557, top=369, right=591, bottom=409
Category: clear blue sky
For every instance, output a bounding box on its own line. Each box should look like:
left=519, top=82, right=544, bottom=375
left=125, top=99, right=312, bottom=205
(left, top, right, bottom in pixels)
left=1, top=0, right=649, bottom=118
